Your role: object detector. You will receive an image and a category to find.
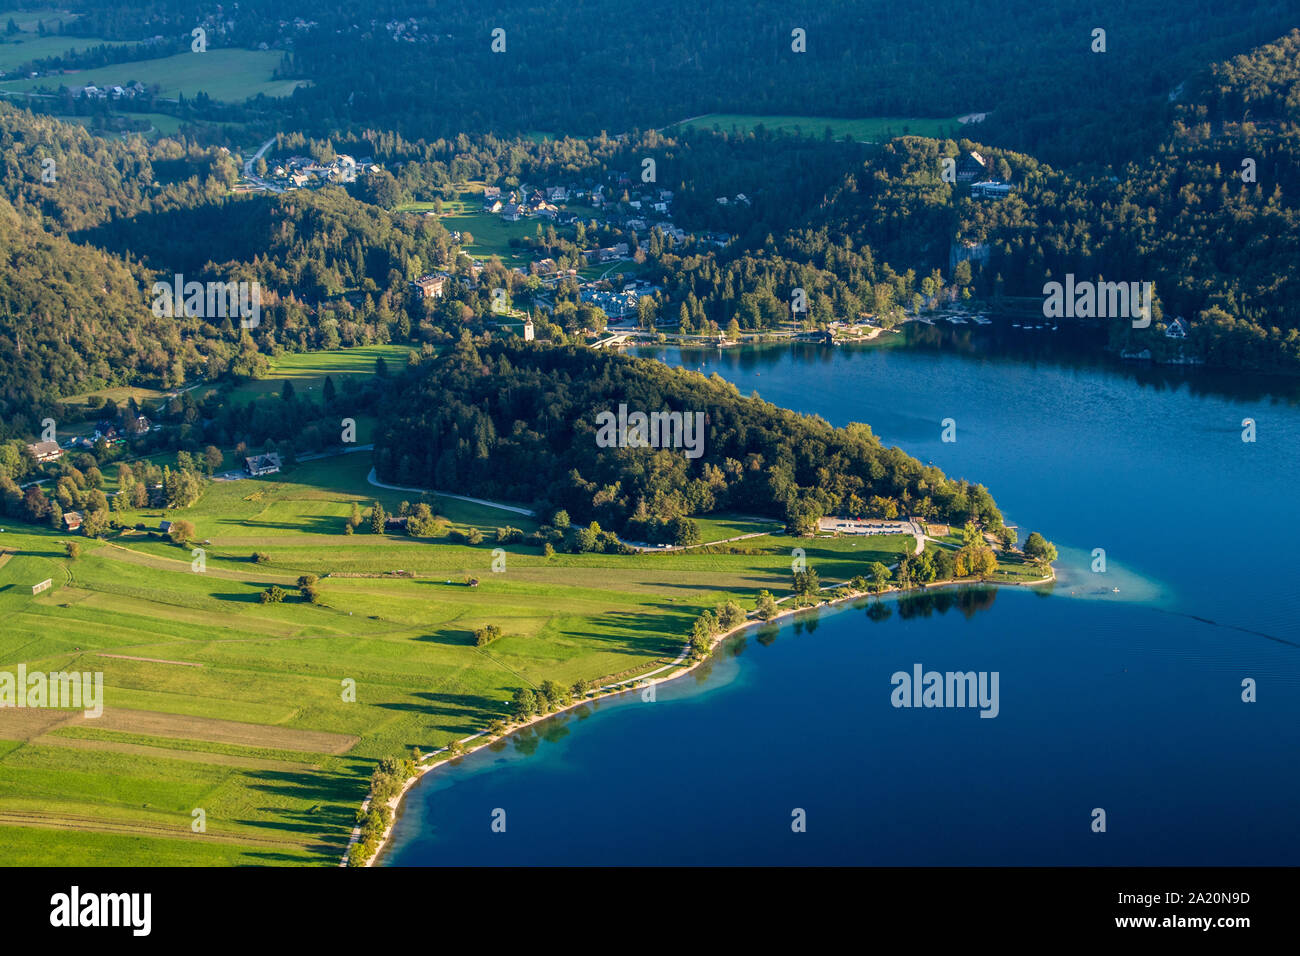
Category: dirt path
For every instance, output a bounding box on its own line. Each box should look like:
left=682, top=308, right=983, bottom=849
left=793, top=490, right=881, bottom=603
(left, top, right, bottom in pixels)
left=366, top=468, right=536, bottom=517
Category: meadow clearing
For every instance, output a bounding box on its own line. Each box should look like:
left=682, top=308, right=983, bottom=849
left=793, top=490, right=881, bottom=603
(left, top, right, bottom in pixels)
left=0, top=446, right=955, bottom=866
left=215, top=344, right=414, bottom=406
left=0, top=34, right=133, bottom=73
left=0, top=48, right=304, bottom=102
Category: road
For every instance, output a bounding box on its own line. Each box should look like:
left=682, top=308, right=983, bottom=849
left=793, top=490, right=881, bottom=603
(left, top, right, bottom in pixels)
left=242, top=136, right=284, bottom=193
left=365, top=468, right=536, bottom=517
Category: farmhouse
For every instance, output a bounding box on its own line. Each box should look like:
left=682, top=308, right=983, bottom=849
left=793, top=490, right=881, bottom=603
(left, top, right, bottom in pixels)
left=63, top=511, right=83, bottom=532
left=245, top=453, right=282, bottom=477
left=1165, top=316, right=1190, bottom=339
left=26, top=440, right=62, bottom=463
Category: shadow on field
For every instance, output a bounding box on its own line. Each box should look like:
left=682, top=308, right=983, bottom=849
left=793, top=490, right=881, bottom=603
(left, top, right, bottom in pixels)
left=414, top=630, right=474, bottom=646
left=376, top=690, right=502, bottom=732
left=553, top=609, right=687, bottom=656
left=246, top=767, right=358, bottom=799
left=240, top=846, right=338, bottom=864
left=212, top=591, right=284, bottom=603
left=238, top=517, right=353, bottom=535
left=239, top=802, right=355, bottom=838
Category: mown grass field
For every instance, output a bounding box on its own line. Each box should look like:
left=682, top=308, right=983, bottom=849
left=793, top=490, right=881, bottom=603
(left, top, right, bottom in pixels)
left=217, top=344, right=414, bottom=406
left=57, top=385, right=168, bottom=419
left=673, top=114, right=963, bottom=142
left=0, top=449, right=938, bottom=866
left=60, top=111, right=192, bottom=138
left=0, top=34, right=132, bottom=73
left=0, top=48, right=304, bottom=101
left=0, top=440, right=1044, bottom=866
left=428, top=189, right=538, bottom=265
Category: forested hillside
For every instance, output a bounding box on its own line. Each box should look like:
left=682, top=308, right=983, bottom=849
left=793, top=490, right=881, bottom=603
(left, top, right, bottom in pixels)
left=374, top=338, right=1005, bottom=542
left=23, top=0, right=1298, bottom=168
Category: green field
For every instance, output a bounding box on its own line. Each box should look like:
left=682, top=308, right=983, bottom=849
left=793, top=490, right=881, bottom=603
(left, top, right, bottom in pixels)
left=0, top=448, right=944, bottom=866
left=397, top=189, right=539, bottom=266
left=0, top=48, right=305, bottom=101
left=57, top=385, right=168, bottom=419
left=673, top=113, right=964, bottom=142
left=0, top=35, right=132, bottom=73
left=218, top=344, right=415, bottom=406
left=54, top=111, right=189, bottom=138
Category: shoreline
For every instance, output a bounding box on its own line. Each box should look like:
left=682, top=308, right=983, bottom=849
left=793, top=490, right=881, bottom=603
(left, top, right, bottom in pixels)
left=349, top=565, right=1056, bottom=867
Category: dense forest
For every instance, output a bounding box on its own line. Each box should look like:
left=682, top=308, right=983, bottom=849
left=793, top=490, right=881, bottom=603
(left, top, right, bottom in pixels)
left=13, top=0, right=1298, bottom=169
left=373, top=337, right=1005, bottom=544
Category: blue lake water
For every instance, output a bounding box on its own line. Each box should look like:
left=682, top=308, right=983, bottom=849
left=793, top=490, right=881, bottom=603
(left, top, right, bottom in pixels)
left=384, top=330, right=1300, bottom=865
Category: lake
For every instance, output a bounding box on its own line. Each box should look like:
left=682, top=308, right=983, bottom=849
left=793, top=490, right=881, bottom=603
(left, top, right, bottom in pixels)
left=383, top=325, right=1300, bottom=865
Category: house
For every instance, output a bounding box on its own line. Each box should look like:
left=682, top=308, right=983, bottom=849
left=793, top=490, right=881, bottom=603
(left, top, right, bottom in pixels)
left=485, top=199, right=503, bottom=214
left=94, top=421, right=119, bottom=440
left=482, top=186, right=501, bottom=208
left=546, top=186, right=568, bottom=202
left=595, top=243, right=629, bottom=262
left=245, top=453, right=282, bottom=477
left=410, top=273, right=448, bottom=299
left=1165, top=316, right=1190, bottom=339
left=159, top=520, right=172, bottom=533
left=970, top=181, right=1012, bottom=199
left=26, top=441, right=62, bottom=463
left=501, top=203, right=522, bottom=221
left=130, top=415, right=151, bottom=435
left=63, top=511, right=83, bottom=532
left=956, top=151, right=987, bottom=183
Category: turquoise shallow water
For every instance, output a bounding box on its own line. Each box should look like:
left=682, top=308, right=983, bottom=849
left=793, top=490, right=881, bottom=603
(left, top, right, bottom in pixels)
left=384, top=333, right=1300, bottom=865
